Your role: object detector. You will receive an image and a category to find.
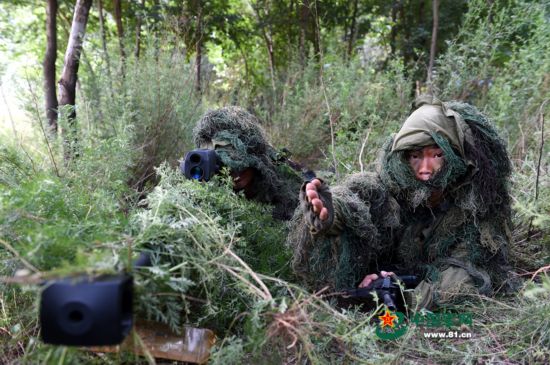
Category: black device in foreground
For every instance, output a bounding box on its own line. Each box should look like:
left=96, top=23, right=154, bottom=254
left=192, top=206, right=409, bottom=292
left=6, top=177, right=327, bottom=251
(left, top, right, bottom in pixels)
left=40, top=275, right=133, bottom=346
left=40, top=253, right=151, bottom=346
left=339, top=275, right=419, bottom=311
left=180, top=149, right=221, bottom=181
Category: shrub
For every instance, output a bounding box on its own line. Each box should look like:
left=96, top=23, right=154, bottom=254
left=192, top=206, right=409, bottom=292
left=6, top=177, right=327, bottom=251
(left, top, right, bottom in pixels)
left=79, top=47, right=204, bottom=192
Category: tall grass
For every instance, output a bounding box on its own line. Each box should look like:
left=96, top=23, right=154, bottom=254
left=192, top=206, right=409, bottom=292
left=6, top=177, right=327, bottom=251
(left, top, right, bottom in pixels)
left=0, top=46, right=205, bottom=362
left=79, top=46, right=204, bottom=192
left=0, top=0, right=549, bottom=363
left=268, top=58, right=411, bottom=176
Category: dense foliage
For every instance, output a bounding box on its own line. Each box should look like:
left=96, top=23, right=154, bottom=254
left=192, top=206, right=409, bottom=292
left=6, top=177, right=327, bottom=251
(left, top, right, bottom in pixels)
left=0, top=0, right=549, bottom=363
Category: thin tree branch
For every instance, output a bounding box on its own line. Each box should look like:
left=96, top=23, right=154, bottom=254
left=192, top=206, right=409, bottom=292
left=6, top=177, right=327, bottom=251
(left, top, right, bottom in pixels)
left=358, top=124, right=372, bottom=173
left=312, top=0, right=339, bottom=178
left=0, top=238, right=40, bottom=274
left=427, top=0, right=439, bottom=92
left=224, top=247, right=272, bottom=301
left=534, top=99, right=547, bottom=201
left=25, top=75, right=61, bottom=177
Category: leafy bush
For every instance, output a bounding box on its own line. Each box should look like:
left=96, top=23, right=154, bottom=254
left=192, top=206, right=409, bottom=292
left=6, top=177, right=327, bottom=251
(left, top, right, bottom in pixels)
left=131, top=164, right=292, bottom=333
left=0, top=134, right=131, bottom=363
left=435, top=0, right=549, bottom=144
left=79, top=47, right=204, bottom=191
left=434, top=0, right=549, bottom=268
left=1, top=1, right=549, bottom=362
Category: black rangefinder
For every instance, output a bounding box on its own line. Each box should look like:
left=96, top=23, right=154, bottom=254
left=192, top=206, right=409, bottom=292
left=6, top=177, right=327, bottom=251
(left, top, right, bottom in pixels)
left=40, top=275, right=133, bottom=346
left=180, top=149, right=221, bottom=181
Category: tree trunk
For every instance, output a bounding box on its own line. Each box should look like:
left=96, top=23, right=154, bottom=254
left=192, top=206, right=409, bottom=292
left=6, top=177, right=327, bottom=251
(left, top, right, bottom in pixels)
left=97, top=0, right=109, bottom=60
left=44, top=0, right=58, bottom=133
left=135, top=0, right=145, bottom=58
left=97, top=0, right=113, bottom=94
left=252, top=3, right=276, bottom=93
left=298, top=0, right=309, bottom=69
left=113, top=0, right=126, bottom=60
left=390, top=2, right=398, bottom=55
left=195, top=3, right=202, bottom=95
left=418, top=0, right=425, bottom=31
left=346, top=0, right=359, bottom=60
left=154, top=0, right=160, bottom=61
left=58, top=0, right=93, bottom=161
left=427, top=0, right=439, bottom=89
left=400, top=0, right=411, bottom=65
left=238, top=45, right=250, bottom=83
left=262, top=30, right=276, bottom=93
left=311, top=1, right=321, bottom=63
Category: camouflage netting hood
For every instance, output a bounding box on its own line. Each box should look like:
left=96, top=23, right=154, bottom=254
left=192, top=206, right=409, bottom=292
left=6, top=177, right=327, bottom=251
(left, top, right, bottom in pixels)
left=391, top=95, right=474, bottom=158
left=381, top=95, right=513, bottom=291
left=289, top=95, right=514, bottom=296
left=380, top=94, right=512, bottom=219
left=193, top=106, right=303, bottom=220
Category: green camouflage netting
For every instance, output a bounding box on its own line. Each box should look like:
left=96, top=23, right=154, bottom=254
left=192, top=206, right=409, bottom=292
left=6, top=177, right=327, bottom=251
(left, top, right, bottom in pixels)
left=380, top=132, right=468, bottom=209
left=193, top=106, right=303, bottom=220
left=288, top=98, right=514, bottom=303
left=289, top=172, right=401, bottom=289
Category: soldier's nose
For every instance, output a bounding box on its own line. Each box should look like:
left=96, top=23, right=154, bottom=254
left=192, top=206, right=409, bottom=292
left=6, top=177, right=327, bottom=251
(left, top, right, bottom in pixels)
left=417, top=159, right=433, bottom=180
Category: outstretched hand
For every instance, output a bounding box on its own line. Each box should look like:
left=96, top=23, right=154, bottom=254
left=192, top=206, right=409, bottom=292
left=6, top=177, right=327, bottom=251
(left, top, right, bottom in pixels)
left=358, top=271, right=395, bottom=288
left=305, top=179, right=329, bottom=221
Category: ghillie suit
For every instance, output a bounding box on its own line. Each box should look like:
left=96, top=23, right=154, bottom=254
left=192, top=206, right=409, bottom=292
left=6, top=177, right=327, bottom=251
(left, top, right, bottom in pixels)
left=193, top=106, right=305, bottom=220
left=288, top=96, right=514, bottom=308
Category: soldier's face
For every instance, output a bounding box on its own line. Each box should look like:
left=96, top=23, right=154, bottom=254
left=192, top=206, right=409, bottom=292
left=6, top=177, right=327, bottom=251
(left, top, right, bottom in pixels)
left=200, top=139, right=256, bottom=193
left=231, top=168, right=255, bottom=191
left=407, top=145, right=445, bottom=181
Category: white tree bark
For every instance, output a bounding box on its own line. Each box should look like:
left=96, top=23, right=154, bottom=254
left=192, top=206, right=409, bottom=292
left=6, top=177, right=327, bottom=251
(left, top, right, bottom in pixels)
left=58, top=0, right=92, bottom=160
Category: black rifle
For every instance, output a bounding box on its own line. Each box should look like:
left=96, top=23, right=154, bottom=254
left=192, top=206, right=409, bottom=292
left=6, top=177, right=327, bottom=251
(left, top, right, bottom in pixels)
left=180, top=149, right=221, bottom=182
left=40, top=253, right=151, bottom=346
left=338, top=275, right=419, bottom=312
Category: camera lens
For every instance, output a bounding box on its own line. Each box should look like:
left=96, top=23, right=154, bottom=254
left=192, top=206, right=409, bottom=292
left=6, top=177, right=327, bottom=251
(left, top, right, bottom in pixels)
left=59, top=302, right=93, bottom=335
left=68, top=310, right=84, bottom=323
left=190, top=166, right=203, bottom=180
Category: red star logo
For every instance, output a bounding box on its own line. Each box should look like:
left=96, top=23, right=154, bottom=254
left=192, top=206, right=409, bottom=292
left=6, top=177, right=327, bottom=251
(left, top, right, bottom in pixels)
left=378, top=310, right=398, bottom=328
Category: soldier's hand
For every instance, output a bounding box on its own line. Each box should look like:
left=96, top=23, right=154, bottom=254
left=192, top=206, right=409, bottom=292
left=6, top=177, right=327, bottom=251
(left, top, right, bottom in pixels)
left=358, top=271, right=395, bottom=288
left=305, top=179, right=329, bottom=221
left=300, top=177, right=334, bottom=233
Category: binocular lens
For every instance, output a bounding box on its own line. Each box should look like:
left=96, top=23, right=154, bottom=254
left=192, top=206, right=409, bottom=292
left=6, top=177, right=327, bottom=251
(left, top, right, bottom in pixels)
left=189, top=153, right=202, bottom=163
left=181, top=149, right=219, bottom=182
left=190, top=166, right=204, bottom=180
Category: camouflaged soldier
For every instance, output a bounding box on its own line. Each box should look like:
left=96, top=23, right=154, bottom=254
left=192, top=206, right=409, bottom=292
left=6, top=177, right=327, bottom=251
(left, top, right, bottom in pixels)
left=288, top=95, right=515, bottom=309
left=193, top=106, right=306, bottom=221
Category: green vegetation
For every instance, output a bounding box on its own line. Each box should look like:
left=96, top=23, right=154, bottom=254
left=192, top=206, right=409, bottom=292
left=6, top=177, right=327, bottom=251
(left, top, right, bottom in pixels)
left=0, top=0, right=549, bottom=363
